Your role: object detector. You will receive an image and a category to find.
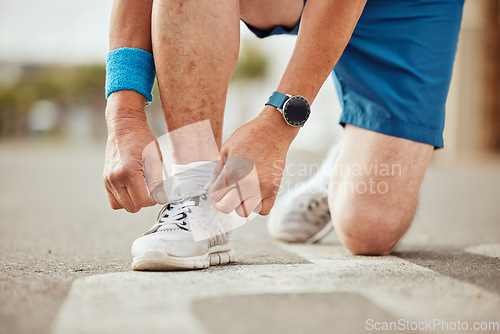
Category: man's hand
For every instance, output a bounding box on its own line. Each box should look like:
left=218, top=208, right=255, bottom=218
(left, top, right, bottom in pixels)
left=206, top=106, right=298, bottom=217
left=103, top=92, right=167, bottom=213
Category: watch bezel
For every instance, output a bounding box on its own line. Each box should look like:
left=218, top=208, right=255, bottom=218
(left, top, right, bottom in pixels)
left=281, top=95, right=311, bottom=127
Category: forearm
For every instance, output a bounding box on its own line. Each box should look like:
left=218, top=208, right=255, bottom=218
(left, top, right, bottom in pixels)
left=277, top=0, right=366, bottom=103
left=109, top=0, right=153, bottom=52
left=106, top=0, right=154, bottom=125
left=260, top=0, right=366, bottom=139
left=106, top=0, right=154, bottom=122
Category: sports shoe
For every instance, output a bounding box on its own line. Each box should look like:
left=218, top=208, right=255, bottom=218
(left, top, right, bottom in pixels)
left=132, top=180, right=234, bottom=271
left=267, top=140, right=342, bottom=243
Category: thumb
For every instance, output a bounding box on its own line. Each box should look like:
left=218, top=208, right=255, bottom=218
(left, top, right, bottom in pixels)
left=143, top=140, right=168, bottom=204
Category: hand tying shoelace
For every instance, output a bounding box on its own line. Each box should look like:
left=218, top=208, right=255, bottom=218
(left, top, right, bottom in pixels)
left=131, top=162, right=235, bottom=270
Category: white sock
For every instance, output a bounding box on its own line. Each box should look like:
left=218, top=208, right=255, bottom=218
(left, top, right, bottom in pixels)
left=171, top=161, right=216, bottom=196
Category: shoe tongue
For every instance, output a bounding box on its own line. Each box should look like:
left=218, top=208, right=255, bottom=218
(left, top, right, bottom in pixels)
left=171, top=179, right=203, bottom=197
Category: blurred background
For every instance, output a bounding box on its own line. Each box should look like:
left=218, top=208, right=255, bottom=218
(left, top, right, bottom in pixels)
left=0, top=0, right=499, bottom=158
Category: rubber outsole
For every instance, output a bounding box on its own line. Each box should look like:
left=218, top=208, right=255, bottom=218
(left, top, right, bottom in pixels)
left=274, top=220, right=334, bottom=244
left=304, top=221, right=334, bottom=244
left=131, top=245, right=235, bottom=271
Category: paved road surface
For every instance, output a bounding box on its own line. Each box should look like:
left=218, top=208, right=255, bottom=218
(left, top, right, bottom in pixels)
left=1, top=141, right=499, bottom=334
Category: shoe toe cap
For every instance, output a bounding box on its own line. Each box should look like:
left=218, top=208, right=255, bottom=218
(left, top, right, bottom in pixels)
left=131, top=231, right=208, bottom=258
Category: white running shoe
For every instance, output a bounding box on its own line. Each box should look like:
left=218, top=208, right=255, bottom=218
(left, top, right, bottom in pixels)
left=267, top=140, right=343, bottom=243
left=132, top=180, right=234, bottom=271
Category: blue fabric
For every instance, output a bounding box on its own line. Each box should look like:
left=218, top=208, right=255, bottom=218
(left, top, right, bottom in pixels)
left=245, top=0, right=465, bottom=148
left=242, top=20, right=300, bottom=39
left=241, top=0, right=306, bottom=38
left=265, top=91, right=289, bottom=109
left=105, top=47, right=156, bottom=105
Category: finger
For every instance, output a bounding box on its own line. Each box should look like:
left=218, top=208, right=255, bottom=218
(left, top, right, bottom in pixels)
left=127, top=174, right=156, bottom=208
left=207, top=157, right=258, bottom=202
left=106, top=188, right=123, bottom=210
left=211, top=186, right=244, bottom=214
left=212, top=170, right=262, bottom=215
left=233, top=167, right=261, bottom=201
left=204, top=159, right=223, bottom=191
left=257, top=196, right=277, bottom=216
left=235, top=195, right=262, bottom=218
left=219, top=165, right=262, bottom=213
left=116, top=186, right=140, bottom=213
left=106, top=177, right=129, bottom=210
left=222, top=156, right=255, bottom=185
left=143, top=140, right=168, bottom=204
left=207, top=167, right=233, bottom=203
left=104, top=178, right=123, bottom=210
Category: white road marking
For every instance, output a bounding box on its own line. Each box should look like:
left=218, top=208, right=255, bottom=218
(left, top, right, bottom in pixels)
left=465, top=244, right=500, bottom=259
left=51, top=244, right=500, bottom=334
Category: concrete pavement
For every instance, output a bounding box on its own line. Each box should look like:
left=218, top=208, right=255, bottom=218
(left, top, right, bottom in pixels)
left=1, top=140, right=499, bottom=334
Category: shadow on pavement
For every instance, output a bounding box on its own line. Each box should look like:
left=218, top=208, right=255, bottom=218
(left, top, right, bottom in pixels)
left=192, top=292, right=398, bottom=334
left=394, top=249, right=500, bottom=294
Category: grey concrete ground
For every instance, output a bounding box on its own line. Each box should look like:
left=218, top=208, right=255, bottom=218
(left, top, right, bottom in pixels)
left=1, top=140, right=499, bottom=334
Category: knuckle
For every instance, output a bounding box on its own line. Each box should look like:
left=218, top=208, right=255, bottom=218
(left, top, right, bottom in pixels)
left=108, top=169, right=128, bottom=183
left=118, top=168, right=131, bottom=179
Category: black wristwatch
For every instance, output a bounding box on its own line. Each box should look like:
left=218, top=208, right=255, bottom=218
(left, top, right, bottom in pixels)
left=265, top=91, right=311, bottom=127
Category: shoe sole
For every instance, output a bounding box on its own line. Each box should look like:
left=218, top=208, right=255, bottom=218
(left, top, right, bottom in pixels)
left=274, top=221, right=333, bottom=244
left=304, top=221, right=334, bottom=244
left=131, top=244, right=235, bottom=271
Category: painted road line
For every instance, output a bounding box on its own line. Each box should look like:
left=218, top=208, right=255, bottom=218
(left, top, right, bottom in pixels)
left=278, top=243, right=500, bottom=321
left=465, top=243, right=500, bottom=259
left=52, top=244, right=500, bottom=334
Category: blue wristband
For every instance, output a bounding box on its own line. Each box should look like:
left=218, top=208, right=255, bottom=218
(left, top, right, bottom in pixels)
left=105, top=47, right=156, bottom=105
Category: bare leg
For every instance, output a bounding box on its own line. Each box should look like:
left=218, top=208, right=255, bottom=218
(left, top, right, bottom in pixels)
left=329, top=125, right=433, bottom=255
left=152, top=0, right=305, bottom=165
left=152, top=0, right=240, bottom=164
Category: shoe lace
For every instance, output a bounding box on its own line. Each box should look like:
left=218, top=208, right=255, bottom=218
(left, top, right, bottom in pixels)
left=141, top=189, right=207, bottom=236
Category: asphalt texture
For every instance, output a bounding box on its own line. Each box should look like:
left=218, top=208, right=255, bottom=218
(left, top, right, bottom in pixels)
left=1, top=140, right=499, bottom=334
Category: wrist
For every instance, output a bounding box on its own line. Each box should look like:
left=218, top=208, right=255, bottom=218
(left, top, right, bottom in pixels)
left=258, top=105, right=300, bottom=142
left=105, top=91, right=148, bottom=131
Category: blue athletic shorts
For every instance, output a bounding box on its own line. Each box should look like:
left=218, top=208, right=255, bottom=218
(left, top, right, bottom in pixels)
left=243, top=0, right=464, bottom=148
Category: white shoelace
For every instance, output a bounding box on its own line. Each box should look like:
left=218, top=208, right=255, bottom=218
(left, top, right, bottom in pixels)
left=141, top=189, right=207, bottom=236
left=157, top=200, right=195, bottom=231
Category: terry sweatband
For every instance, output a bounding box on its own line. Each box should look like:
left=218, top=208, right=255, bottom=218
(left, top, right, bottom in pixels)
left=105, top=47, right=156, bottom=104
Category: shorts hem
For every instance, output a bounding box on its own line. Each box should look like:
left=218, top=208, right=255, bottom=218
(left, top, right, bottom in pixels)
left=339, top=107, right=444, bottom=148
left=241, top=19, right=300, bottom=39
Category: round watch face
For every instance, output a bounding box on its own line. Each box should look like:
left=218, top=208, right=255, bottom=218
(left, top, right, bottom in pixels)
left=282, top=96, right=311, bottom=127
